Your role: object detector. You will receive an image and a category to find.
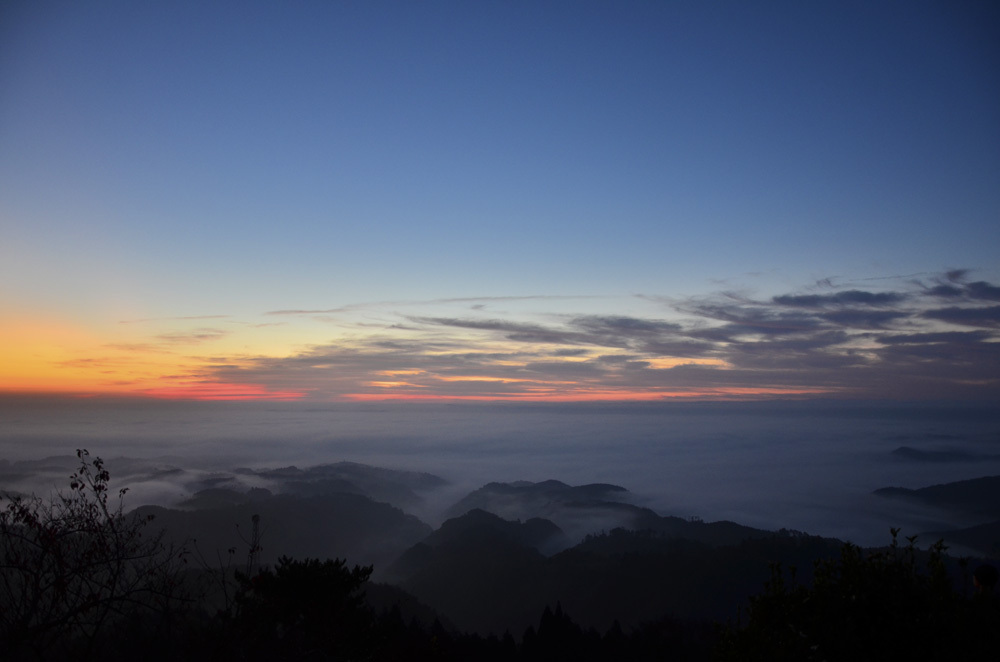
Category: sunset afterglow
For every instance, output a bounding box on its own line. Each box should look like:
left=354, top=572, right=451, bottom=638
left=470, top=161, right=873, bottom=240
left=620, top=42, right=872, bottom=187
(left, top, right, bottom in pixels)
left=1, top=2, right=997, bottom=404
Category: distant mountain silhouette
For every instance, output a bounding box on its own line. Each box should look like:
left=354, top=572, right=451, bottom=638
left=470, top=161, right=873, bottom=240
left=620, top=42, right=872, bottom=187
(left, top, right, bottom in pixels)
left=890, top=446, right=1000, bottom=463
left=386, top=509, right=555, bottom=633
left=135, top=491, right=432, bottom=575
left=873, top=474, right=1000, bottom=555
left=386, top=509, right=844, bottom=635
left=873, top=475, right=1000, bottom=519
left=923, top=519, right=1000, bottom=557
left=177, top=486, right=274, bottom=510
left=444, top=479, right=773, bottom=550
left=445, top=479, right=629, bottom=518
left=425, top=507, right=566, bottom=550
left=245, top=461, right=448, bottom=509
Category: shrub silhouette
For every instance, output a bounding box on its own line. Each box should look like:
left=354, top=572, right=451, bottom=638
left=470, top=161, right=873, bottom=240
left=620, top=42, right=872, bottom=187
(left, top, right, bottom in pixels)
left=719, top=529, right=1000, bottom=660
left=220, top=556, right=375, bottom=660
left=0, top=450, right=189, bottom=660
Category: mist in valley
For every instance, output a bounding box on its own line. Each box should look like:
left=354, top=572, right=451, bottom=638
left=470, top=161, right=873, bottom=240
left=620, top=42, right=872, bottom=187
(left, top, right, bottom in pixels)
left=4, top=395, right=1000, bottom=653
left=3, top=398, right=998, bottom=551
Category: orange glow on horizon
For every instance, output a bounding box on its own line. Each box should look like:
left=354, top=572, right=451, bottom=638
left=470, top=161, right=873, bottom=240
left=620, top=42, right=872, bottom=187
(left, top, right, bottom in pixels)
left=366, top=381, right=426, bottom=388
left=343, top=386, right=835, bottom=402
left=646, top=357, right=729, bottom=369
left=435, top=375, right=577, bottom=385
left=1, top=317, right=109, bottom=391
left=139, top=382, right=307, bottom=401
left=1, top=384, right=837, bottom=403
left=1, top=312, right=839, bottom=403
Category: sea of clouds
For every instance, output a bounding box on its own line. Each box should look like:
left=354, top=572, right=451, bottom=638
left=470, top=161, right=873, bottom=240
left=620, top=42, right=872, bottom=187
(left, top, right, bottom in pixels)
left=2, top=398, right=998, bottom=548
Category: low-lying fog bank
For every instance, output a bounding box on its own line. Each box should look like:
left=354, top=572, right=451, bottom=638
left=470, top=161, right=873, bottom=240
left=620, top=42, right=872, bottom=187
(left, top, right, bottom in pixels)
left=2, top=398, right=999, bottom=550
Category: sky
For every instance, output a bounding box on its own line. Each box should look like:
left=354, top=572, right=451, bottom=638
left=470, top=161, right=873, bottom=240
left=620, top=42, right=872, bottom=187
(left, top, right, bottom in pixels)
left=2, top=0, right=998, bottom=403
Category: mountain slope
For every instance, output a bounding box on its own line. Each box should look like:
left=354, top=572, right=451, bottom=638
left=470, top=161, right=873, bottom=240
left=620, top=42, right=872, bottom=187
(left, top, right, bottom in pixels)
left=874, top=475, right=1000, bottom=519
left=385, top=509, right=844, bottom=635
left=135, top=491, right=432, bottom=575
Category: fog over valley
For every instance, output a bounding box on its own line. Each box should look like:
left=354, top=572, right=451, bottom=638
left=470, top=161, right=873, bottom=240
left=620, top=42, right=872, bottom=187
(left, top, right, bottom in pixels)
left=3, top=399, right=998, bottom=555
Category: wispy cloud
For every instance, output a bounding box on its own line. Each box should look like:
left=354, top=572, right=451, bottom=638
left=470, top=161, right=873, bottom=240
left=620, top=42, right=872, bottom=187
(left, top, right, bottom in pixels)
left=85, top=271, right=1000, bottom=402
left=923, top=305, right=1000, bottom=327
left=119, top=315, right=231, bottom=324
left=773, top=290, right=907, bottom=307
left=265, top=295, right=603, bottom=317
left=156, top=328, right=230, bottom=344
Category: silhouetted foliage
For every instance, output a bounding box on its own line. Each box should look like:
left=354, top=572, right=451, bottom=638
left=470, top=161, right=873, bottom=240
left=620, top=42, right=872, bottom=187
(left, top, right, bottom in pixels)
left=504, top=602, right=715, bottom=662
left=0, top=450, right=189, bottom=661
left=719, top=530, right=1000, bottom=660
left=212, top=556, right=375, bottom=660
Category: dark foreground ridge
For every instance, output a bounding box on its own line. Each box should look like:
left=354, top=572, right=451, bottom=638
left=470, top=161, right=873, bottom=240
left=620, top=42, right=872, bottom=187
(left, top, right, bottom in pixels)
left=2, top=452, right=999, bottom=660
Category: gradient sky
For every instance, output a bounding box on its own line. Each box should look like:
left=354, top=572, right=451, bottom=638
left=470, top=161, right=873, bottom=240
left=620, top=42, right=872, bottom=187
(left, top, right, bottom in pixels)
left=2, top=0, right=998, bottom=402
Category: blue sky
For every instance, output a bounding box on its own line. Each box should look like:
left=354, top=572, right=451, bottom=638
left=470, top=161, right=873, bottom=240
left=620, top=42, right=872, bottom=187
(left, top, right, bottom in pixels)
left=1, top=1, right=998, bottom=401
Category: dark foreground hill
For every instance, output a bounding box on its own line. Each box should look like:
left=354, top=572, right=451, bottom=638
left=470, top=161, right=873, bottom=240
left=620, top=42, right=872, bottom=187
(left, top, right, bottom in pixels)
left=135, top=492, right=432, bottom=575
left=386, top=508, right=845, bottom=635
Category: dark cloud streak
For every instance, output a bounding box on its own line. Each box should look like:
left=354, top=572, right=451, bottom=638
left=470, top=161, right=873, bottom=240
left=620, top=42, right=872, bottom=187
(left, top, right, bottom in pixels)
left=192, top=271, right=1000, bottom=402
left=773, top=290, right=906, bottom=307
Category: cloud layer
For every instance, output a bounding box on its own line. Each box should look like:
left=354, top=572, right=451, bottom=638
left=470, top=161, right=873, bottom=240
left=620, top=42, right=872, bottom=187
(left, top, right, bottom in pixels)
left=134, top=271, right=1000, bottom=402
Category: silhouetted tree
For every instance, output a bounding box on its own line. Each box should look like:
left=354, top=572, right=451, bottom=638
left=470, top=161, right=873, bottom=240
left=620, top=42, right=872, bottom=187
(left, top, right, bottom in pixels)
left=0, top=450, right=189, bottom=661
left=719, top=530, right=1000, bottom=661
left=220, top=556, right=374, bottom=660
